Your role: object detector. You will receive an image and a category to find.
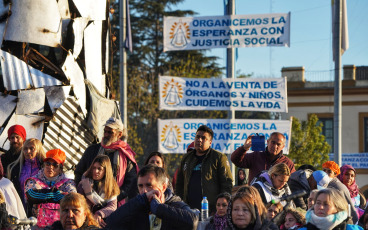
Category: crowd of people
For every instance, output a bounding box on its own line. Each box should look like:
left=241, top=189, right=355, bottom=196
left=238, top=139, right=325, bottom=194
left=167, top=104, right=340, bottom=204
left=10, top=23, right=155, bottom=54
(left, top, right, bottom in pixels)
left=1, top=120, right=368, bottom=230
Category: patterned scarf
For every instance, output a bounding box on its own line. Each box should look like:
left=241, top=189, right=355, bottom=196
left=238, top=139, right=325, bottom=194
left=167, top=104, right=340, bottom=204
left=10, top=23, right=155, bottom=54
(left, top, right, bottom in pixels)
left=337, top=165, right=359, bottom=198
left=213, top=213, right=227, bottom=230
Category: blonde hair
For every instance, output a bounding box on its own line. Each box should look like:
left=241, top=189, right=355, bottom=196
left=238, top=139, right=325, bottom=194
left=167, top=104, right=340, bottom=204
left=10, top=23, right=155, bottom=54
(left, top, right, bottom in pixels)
left=7, top=138, right=45, bottom=178
left=268, top=163, right=290, bottom=177
left=235, top=185, right=267, bottom=217
left=60, top=193, right=99, bottom=227
left=84, top=155, right=119, bottom=199
left=315, top=188, right=348, bottom=213
left=0, top=191, right=4, bottom=204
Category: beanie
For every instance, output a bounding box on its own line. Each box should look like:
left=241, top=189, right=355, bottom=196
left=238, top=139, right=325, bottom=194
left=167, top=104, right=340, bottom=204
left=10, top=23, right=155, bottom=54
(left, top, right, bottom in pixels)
left=8, top=125, right=26, bottom=141
left=322, top=161, right=340, bottom=176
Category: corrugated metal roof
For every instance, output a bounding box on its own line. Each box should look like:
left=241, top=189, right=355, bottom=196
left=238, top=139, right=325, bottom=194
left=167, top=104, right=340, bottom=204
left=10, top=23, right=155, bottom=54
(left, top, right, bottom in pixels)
left=43, top=97, right=96, bottom=170
left=0, top=50, right=62, bottom=91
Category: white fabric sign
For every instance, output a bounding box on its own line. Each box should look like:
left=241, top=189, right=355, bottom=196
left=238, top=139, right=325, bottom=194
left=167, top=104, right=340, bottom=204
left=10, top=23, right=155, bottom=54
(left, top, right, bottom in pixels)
left=159, top=76, right=287, bottom=112
left=158, top=119, right=292, bottom=154
left=164, top=13, right=290, bottom=51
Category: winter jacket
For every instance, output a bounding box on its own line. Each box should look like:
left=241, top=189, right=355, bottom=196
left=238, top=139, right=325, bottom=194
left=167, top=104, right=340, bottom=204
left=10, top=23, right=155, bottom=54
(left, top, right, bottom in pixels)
left=328, top=178, right=359, bottom=223
left=288, top=169, right=314, bottom=210
left=25, top=170, right=76, bottom=228
left=176, top=148, right=233, bottom=213
left=74, top=143, right=138, bottom=202
left=1, top=148, right=21, bottom=175
left=251, top=172, right=293, bottom=206
left=231, top=146, right=295, bottom=183
left=105, top=189, right=198, bottom=230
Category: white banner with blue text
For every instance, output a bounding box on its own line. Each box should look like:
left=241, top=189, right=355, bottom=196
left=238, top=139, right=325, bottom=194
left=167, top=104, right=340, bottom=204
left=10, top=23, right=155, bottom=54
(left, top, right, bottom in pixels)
left=157, top=119, right=292, bottom=154
left=159, top=76, right=288, bottom=112
left=163, top=13, right=290, bottom=51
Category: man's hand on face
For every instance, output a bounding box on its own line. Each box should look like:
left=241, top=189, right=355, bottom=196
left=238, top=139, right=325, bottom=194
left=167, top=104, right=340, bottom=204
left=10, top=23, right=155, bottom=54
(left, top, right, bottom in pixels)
left=146, top=189, right=165, bottom=204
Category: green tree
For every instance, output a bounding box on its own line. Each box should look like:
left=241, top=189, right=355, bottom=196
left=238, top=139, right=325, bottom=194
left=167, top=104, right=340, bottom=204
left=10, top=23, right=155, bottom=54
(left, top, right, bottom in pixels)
left=109, top=0, right=224, bottom=170
left=288, top=114, right=331, bottom=169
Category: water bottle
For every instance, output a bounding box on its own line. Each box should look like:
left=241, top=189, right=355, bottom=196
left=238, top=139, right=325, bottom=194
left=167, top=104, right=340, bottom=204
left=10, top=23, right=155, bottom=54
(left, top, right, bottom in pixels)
left=201, top=196, right=209, bottom=221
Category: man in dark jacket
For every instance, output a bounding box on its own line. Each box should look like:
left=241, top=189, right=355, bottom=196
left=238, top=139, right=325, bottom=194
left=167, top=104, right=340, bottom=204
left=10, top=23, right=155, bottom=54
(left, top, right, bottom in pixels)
left=74, top=117, right=138, bottom=205
left=231, top=132, right=295, bottom=183
left=1, top=125, right=26, bottom=173
left=176, top=125, right=233, bottom=214
left=106, top=164, right=198, bottom=230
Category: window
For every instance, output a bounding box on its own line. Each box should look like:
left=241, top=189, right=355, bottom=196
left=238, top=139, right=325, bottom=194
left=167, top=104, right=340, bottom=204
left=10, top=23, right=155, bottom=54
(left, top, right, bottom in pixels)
left=318, top=118, right=334, bottom=153
left=364, top=117, right=368, bottom=152
left=359, top=113, right=368, bottom=153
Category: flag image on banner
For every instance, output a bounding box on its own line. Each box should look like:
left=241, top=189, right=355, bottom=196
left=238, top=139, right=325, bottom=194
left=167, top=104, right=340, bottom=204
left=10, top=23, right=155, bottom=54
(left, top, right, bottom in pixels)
left=163, top=13, right=290, bottom=51
left=158, top=119, right=292, bottom=154
left=159, top=76, right=288, bottom=112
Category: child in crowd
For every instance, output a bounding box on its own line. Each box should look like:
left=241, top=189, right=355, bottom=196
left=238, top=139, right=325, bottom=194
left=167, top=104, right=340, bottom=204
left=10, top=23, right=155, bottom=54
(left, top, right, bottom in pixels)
left=278, top=208, right=306, bottom=230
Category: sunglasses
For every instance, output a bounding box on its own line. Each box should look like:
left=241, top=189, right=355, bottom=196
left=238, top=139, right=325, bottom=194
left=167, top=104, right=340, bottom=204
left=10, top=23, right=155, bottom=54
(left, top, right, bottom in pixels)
left=45, top=161, right=59, bottom=168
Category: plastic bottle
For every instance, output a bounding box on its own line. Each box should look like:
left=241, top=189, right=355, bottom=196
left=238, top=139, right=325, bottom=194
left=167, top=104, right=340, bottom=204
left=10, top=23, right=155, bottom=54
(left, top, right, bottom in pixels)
left=201, top=196, right=209, bottom=221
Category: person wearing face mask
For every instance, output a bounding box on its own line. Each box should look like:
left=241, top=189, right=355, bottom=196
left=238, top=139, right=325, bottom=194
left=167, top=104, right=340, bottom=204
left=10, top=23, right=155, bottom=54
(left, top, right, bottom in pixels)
left=106, top=164, right=198, bottom=230
left=74, top=117, right=139, bottom=206
left=299, top=188, right=363, bottom=230
left=78, top=155, right=119, bottom=228
left=251, top=163, right=293, bottom=207
left=7, top=138, right=45, bottom=214
left=25, top=149, right=76, bottom=228
left=205, top=192, right=231, bottom=230
left=45, top=192, right=100, bottom=230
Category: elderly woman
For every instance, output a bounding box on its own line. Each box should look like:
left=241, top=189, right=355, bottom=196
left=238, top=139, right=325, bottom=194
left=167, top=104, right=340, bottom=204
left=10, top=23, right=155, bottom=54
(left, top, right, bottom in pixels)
left=205, top=192, right=231, bottom=230
left=251, top=163, right=292, bottom=206
left=299, top=188, right=363, bottom=230
left=7, top=138, right=45, bottom=211
left=25, top=149, right=76, bottom=228
left=45, top=193, right=99, bottom=230
left=225, top=185, right=278, bottom=230
left=78, top=155, right=119, bottom=227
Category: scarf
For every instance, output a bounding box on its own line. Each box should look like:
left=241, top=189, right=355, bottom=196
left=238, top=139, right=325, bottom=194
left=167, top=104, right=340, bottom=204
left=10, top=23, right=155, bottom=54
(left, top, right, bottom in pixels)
left=258, top=172, right=290, bottom=197
left=101, top=140, right=138, bottom=188
left=213, top=213, right=227, bottom=230
left=337, top=165, right=359, bottom=198
left=305, top=210, right=347, bottom=230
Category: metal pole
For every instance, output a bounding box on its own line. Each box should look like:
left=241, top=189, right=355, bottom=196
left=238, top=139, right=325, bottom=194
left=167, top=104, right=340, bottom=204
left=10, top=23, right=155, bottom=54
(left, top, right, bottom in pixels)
left=226, top=0, right=236, bottom=184
left=333, top=0, right=342, bottom=165
left=226, top=0, right=235, bottom=119
left=119, top=0, right=128, bottom=128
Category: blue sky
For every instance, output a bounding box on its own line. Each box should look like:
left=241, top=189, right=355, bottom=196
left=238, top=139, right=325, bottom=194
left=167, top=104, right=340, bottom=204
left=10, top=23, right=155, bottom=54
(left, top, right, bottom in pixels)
left=173, top=0, right=368, bottom=79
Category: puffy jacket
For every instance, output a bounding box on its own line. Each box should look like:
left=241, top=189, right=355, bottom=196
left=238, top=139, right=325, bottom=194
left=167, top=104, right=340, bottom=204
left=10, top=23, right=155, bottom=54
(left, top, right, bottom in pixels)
left=176, top=148, right=233, bottom=213
left=106, top=189, right=198, bottom=230
left=288, top=169, right=313, bottom=210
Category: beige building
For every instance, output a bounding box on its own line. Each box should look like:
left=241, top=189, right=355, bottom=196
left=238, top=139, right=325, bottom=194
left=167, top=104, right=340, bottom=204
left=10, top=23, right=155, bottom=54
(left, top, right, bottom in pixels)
left=281, top=65, right=368, bottom=196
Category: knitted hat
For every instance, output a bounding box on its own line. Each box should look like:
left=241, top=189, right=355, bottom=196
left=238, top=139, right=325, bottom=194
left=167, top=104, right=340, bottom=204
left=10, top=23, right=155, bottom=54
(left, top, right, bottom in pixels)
left=104, top=117, right=124, bottom=131
left=312, top=170, right=331, bottom=189
left=44, top=149, right=66, bottom=165
left=8, top=124, right=26, bottom=141
left=322, top=161, right=341, bottom=176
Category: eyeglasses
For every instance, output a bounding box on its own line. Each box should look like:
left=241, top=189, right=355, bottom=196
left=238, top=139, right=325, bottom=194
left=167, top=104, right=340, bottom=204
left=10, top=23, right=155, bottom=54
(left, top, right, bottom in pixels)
left=45, top=161, right=59, bottom=168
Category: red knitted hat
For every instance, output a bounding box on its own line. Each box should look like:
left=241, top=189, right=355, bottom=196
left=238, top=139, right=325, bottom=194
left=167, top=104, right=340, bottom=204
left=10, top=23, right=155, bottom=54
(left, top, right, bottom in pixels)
left=7, top=125, right=26, bottom=141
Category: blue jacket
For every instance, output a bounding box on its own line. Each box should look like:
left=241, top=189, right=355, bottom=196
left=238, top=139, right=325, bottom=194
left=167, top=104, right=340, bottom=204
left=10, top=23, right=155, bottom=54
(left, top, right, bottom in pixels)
left=106, top=189, right=198, bottom=230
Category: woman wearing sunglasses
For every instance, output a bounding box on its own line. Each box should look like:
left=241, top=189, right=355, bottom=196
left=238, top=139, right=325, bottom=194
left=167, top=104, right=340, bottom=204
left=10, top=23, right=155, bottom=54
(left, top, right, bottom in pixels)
left=25, top=149, right=76, bottom=229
